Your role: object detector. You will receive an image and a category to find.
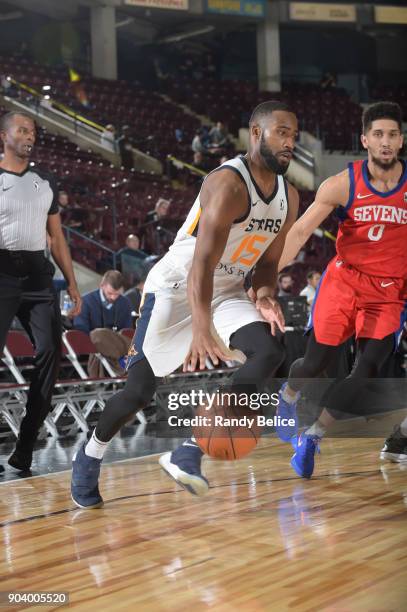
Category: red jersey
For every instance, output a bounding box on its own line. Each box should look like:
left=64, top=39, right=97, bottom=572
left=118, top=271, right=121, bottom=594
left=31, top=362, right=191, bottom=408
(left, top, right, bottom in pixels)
left=336, top=159, right=407, bottom=278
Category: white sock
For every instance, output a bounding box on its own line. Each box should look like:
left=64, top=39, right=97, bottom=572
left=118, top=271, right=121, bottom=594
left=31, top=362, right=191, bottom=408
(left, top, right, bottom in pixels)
left=282, top=386, right=300, bottom=404
left=305, top=422, right=326, bottom=438
left=183, top=437, right=199, bottom=447
left=400, top=417, right=407, bottom=437
left=85, top=431, right=108, bottom=459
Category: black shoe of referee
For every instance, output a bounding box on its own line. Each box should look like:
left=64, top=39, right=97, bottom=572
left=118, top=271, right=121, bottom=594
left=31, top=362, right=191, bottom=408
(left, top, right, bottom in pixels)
left=380, top=426, right=407, bottom=463
left=8, top=441, right=33, bottom=472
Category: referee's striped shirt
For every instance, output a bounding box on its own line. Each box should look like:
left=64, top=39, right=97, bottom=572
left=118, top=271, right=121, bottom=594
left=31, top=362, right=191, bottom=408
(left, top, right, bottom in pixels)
left=0, top=166, right=59, bottom=251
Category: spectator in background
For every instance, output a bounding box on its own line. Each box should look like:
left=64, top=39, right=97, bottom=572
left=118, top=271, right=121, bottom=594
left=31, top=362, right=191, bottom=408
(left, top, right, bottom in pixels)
left=300, top=270, right=321, bottom=309
left=192, top=129, right=206, bottom=154
left=175, top=128, right=184, bottom=143
left=209, top=121, right=229, bottom=148
left=118, top=234, right=152, bottom=287
left=278, top=272, right=294, bottom=297
left=142, top=198, right=173, bottom=256
left=101, top=124, right=116, bottom=153
left=117, top=125, right=133, bottom=169
left=73, top=270, right=132, bottom=377
left=144, top=197, right=171, bottom=225
left=58, top=190, right=84, bottom=231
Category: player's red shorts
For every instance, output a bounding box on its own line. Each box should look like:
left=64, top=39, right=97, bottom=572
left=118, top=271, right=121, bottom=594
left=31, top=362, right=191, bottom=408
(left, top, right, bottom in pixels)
left=309, top=256, right=406, bottom=346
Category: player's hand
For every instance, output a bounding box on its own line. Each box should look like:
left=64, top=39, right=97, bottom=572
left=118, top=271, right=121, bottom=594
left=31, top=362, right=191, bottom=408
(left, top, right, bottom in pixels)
left=184, top=330, right=231, bottom=372
left=255, top=296, right=285, bottom=335
left=67, top=284, right=82, bottom=317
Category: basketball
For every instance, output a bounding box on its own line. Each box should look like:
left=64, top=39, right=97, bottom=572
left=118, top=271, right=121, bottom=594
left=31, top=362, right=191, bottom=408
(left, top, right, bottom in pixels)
left=192, top=392, right=263, bottom=460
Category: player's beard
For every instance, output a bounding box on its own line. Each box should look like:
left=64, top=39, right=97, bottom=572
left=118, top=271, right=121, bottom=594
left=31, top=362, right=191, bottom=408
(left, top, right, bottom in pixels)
left=260, top=134, right=289, bottom=175
left=371, top=153, right=398, bottom=171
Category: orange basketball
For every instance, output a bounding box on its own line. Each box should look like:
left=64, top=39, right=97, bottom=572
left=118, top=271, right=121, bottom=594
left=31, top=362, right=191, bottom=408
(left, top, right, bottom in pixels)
left=192, top=393, right=263, bottom=460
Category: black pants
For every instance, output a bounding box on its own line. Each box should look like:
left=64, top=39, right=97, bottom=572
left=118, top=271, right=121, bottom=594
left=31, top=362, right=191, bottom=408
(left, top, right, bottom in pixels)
left=288, top=330, right=395, bottom=419
left=96, top=321, right=285, bottom=442
left=0, top=272, right=62, bottom=448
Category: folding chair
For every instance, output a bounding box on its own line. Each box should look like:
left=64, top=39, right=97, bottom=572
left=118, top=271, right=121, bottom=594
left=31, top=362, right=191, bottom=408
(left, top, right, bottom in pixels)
left=1, top=331, right=58, bottom=438
left=63, top=330, right=147, bottom=425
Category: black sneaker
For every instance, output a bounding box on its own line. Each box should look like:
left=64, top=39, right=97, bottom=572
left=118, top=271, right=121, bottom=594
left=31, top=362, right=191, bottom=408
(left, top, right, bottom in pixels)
left=380, top=426, right=407, bottom=463
left=8, top=443, right=33, bottom=472
left=0, top=465, right=4, bottom=473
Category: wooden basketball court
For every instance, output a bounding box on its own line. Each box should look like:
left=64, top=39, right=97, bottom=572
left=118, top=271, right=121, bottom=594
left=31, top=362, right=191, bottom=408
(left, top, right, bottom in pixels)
left=0, top=436, right=406, bottom=611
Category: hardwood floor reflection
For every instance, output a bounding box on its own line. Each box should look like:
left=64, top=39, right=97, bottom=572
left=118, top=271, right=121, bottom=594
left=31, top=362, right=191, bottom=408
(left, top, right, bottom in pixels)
left=0, top=438, right=406, bottom=611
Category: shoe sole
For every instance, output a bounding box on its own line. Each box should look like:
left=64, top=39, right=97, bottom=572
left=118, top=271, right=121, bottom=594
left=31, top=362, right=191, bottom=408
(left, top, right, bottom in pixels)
left=8, top=459, right=31, bottom=472
left=380, top=451, right=407, bottom=463
left=159, top=452, right=209, bottom=497
left=290, top=456, right=313, bottom=479
left=71, top=493, right=104, bottom=509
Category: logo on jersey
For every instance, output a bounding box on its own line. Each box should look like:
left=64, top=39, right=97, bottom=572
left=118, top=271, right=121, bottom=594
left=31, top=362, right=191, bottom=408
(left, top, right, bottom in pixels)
left=380, top=281, right=394, bottom=288
left=404, top=192, right=407, bottom=203
left=357, top=193, right=374, bottom=200
left=353, top=205, right=407, bottom=224
left=280, top=199, right=285, bottom=210
left=245, top=218, right=282, bottom=234
left=33, top=180, right=40, bottom=191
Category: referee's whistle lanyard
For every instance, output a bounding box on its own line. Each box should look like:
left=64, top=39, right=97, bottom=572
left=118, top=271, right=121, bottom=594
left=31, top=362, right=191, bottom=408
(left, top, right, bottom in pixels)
left=100, top=298, right=118, bottom=332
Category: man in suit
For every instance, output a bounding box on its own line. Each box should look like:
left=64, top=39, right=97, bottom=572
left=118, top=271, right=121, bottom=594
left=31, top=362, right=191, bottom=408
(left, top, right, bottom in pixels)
left=73, top=270, right=132, bottom=376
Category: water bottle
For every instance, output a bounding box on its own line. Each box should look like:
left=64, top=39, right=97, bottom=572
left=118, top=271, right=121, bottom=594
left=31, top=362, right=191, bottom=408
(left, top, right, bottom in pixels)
left=60, top=291, right=73, bottom=316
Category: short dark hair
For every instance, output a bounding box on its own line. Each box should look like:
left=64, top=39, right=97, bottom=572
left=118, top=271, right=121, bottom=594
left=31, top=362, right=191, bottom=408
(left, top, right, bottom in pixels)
left=279, top=272, right=292, bottom=282
left=0, top=111, right=35, bottom=133
left=307, top=270, right=320, bottom=281
left=362, top=102, right=402, bottom=134
left=101, top=270, right=125, bottom=290
left=249, top=101, right=293, bottom=127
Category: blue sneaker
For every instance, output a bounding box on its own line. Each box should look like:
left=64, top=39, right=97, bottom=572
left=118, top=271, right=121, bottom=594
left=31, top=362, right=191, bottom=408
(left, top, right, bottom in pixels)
left=276, top=383, right=298, bottom=442
left=71, top=444, right=104, bottom=508
left=159, top=443, right=209, bottom=496
left=290, top=433, right=321, bottom=479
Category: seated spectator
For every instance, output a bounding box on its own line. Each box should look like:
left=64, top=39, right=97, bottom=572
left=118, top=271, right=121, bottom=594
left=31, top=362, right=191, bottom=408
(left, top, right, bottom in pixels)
left=144, top=197, right=171, bottom=225
left=142, top=198, right=173, bottom=255
left=278, top=273, right=294, bottom=297
left=73, top=270, right=132, bottom=377
left=300, top=270, right=321, bottom=309
left=191, top=129, right=206, bottom=154
left=101, top=124, right=117, bottom=153
left=58, top=190, right=84, bottom=230
left=118, top=234, right=153, bottom=286
left=209, top=121, right=229, bottom=148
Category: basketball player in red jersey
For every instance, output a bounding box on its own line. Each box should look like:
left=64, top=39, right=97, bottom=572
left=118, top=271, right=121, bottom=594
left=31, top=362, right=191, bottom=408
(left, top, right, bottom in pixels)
left=275, top=101, right=407, bottom=477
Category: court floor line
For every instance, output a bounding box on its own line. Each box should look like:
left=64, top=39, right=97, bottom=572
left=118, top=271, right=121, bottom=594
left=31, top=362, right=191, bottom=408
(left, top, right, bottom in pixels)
left=0, top=468, right=382, bottom=529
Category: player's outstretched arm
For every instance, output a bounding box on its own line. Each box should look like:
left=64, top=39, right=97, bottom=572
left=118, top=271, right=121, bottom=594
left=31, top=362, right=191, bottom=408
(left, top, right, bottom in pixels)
left=277, top=171, right=349, bottom=272
left=184, top=170, right=248, bottom=371
left=251, top=182, right=299, bottom=334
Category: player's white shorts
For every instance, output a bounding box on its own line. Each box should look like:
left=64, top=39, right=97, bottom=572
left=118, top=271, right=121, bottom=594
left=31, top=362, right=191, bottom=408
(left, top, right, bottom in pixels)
left=126, top=257, right=264, bottom=377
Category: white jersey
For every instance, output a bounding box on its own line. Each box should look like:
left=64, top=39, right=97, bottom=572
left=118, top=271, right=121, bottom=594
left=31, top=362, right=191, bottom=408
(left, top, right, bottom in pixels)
left=150, top=155, right=289, bottom=293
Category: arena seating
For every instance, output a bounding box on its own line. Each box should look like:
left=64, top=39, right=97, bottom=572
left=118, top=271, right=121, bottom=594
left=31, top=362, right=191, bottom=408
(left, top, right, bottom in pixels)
left=165, top=77, right=363, bottom=152
left=0, top=55, right=201, bottom=163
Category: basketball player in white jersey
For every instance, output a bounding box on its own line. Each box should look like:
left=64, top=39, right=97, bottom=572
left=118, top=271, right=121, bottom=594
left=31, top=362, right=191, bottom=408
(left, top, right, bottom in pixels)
left=71, top=101, right=299, bottom=507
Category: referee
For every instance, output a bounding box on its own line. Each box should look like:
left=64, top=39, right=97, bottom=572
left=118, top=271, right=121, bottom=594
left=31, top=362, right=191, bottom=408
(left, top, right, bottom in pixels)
left=0, top=111, right=81, bottom=472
